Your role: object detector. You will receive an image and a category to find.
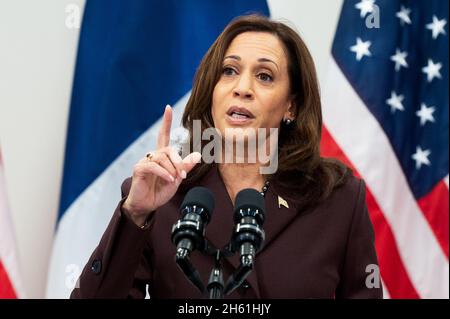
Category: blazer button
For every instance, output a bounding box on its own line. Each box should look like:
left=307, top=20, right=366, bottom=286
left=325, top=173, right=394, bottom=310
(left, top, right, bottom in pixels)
left=242, top=281, right=250, bottom=290
left=91, top=259, right=102, bottom=275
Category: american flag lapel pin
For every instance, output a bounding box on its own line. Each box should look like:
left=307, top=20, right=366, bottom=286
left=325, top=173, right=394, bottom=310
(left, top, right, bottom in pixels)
left=278, top=196, right=289, bottom=209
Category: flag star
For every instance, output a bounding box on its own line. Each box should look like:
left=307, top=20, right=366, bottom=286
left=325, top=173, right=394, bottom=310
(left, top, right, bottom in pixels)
left=355, top=0, right=375, bottom=18
left=350, top=37, right=372, bottom=61
left=396, top=6, right=412, bottom=25
left=411, top=146, right=431, bottom=170
left=426, top=15, right=447, bottom=39
left=416, top=103, right=436, bottom=126
left=386, top=91, right=405, bottom=113
left=422, top=59, right=442, bottom=82
left=390, top=49, right=408, bottom=71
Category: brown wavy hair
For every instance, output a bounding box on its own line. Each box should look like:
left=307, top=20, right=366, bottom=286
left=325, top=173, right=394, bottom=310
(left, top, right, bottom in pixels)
left=180, top=14, right=350, bottom=209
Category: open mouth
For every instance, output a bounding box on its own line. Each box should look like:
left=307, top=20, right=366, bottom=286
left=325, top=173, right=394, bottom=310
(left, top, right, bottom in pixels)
left=229, top=111, right=252, bottom=119
left=226, top=106, right=255, bottom=120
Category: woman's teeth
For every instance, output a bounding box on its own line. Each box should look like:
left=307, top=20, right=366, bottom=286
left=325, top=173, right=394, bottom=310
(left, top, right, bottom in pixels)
left=231, top=112, right=249, bottom=119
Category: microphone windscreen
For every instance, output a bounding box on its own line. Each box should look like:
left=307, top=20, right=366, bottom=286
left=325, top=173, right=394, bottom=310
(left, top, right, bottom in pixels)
left=180, top=186, right=215, bottom=218
left=234, top=188, right=265, bottom=223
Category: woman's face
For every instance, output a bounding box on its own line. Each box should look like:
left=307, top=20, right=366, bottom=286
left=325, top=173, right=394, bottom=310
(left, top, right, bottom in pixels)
left=211, top=31, right=293, bottom=136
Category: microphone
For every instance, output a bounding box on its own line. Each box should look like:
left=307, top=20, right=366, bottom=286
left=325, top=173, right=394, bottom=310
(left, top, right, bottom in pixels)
left=224, top=188, right=266, bottom=295
left=171, top=186, right=215, bottom=293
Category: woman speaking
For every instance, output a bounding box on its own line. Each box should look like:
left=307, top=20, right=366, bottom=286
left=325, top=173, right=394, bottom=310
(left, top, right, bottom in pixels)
left=71, top=14, right=382, bottom=299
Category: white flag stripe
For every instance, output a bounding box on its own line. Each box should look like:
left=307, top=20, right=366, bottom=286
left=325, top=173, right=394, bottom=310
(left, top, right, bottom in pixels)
left=444, top=175, right=449, bottom=189
left=0, top=160, right=25, bottom=298
left=322, top=58, right=449, bottom=298
left=46, top=93, right=191, bottom=298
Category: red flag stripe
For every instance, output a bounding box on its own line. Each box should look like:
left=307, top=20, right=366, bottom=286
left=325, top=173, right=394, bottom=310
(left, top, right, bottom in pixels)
left=417, top=181, right=449, bottom=259
left=321, top=126, right=420, bottom=298
left=0, top=260, right=17, bottom=299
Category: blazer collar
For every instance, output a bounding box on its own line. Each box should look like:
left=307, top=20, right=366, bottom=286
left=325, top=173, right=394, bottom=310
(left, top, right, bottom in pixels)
left=198, top=164, right=300, bottom=298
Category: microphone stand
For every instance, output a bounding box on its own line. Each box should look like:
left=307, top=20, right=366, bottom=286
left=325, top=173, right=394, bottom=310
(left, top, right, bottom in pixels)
left=176, top=238, right=257, bottom=299
left=206, top=250, right=224, bottom=299
left=175, top=238, right=205, bottom=293
left=223, top=242, right=254, bottom=295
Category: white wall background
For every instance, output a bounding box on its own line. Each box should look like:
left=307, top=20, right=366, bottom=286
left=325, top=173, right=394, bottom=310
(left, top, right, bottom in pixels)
left=0, top=0, right=343, bottom=298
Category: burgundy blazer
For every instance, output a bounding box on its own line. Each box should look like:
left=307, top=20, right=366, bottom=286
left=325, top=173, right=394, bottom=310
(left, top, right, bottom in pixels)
left=71, top=165, right=382, bottom=299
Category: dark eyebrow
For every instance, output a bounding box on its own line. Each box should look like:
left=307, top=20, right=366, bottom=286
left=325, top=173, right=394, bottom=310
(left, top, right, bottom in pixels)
left=257, top=57, right=279, bottom=70
left=224, top=55, right=241, bottom=61
left=224, top=55, right=279, bottom=71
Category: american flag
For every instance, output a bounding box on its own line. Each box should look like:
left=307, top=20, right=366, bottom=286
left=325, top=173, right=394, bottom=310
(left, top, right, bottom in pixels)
left=321, top=0, right=448, bottom=298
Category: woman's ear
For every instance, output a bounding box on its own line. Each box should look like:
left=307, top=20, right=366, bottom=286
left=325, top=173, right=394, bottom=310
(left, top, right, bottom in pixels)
left=284, top=100, right=296, bottom=121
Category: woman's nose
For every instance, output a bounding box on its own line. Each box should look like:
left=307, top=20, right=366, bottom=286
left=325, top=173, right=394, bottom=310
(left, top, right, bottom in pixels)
left=233, top=73, right=254, bottom=99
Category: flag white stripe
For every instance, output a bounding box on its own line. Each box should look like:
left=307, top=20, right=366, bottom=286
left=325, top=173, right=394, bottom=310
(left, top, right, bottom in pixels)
left=322, top=58, right=449, bottom=298
left=444, top=175, right=449, bottom=189
left=46, top=93, right=191, bottom=298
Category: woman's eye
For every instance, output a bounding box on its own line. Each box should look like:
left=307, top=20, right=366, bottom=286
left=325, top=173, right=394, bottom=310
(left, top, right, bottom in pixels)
left=258, top=73, right=273, bottom=82
left=222, top=67, right=237, bottom=76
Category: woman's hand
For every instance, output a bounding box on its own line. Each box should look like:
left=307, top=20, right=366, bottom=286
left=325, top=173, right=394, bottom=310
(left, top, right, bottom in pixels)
left=122, top=105, right=201, bottom=226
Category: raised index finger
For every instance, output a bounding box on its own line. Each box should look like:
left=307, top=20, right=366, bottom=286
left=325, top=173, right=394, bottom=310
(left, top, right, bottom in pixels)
left=157, top=104, right=172, bottom=148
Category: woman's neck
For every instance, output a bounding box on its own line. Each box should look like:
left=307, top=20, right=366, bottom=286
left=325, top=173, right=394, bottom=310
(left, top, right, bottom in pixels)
left=218, top=162, right=265, bottom=204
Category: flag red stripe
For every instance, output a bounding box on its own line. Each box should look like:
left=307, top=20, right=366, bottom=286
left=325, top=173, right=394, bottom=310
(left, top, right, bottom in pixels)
left=417, top=181, right=449, bottom=259
left=321, top=126, right=420, bottom=298
left=0, top=260, right=17, bottom=299
left=364, top=186, right=420, bottom=298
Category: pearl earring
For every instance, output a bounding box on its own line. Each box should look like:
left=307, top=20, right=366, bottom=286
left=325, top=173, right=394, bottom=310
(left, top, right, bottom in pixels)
left=284, top=118, right=292, bottom=125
